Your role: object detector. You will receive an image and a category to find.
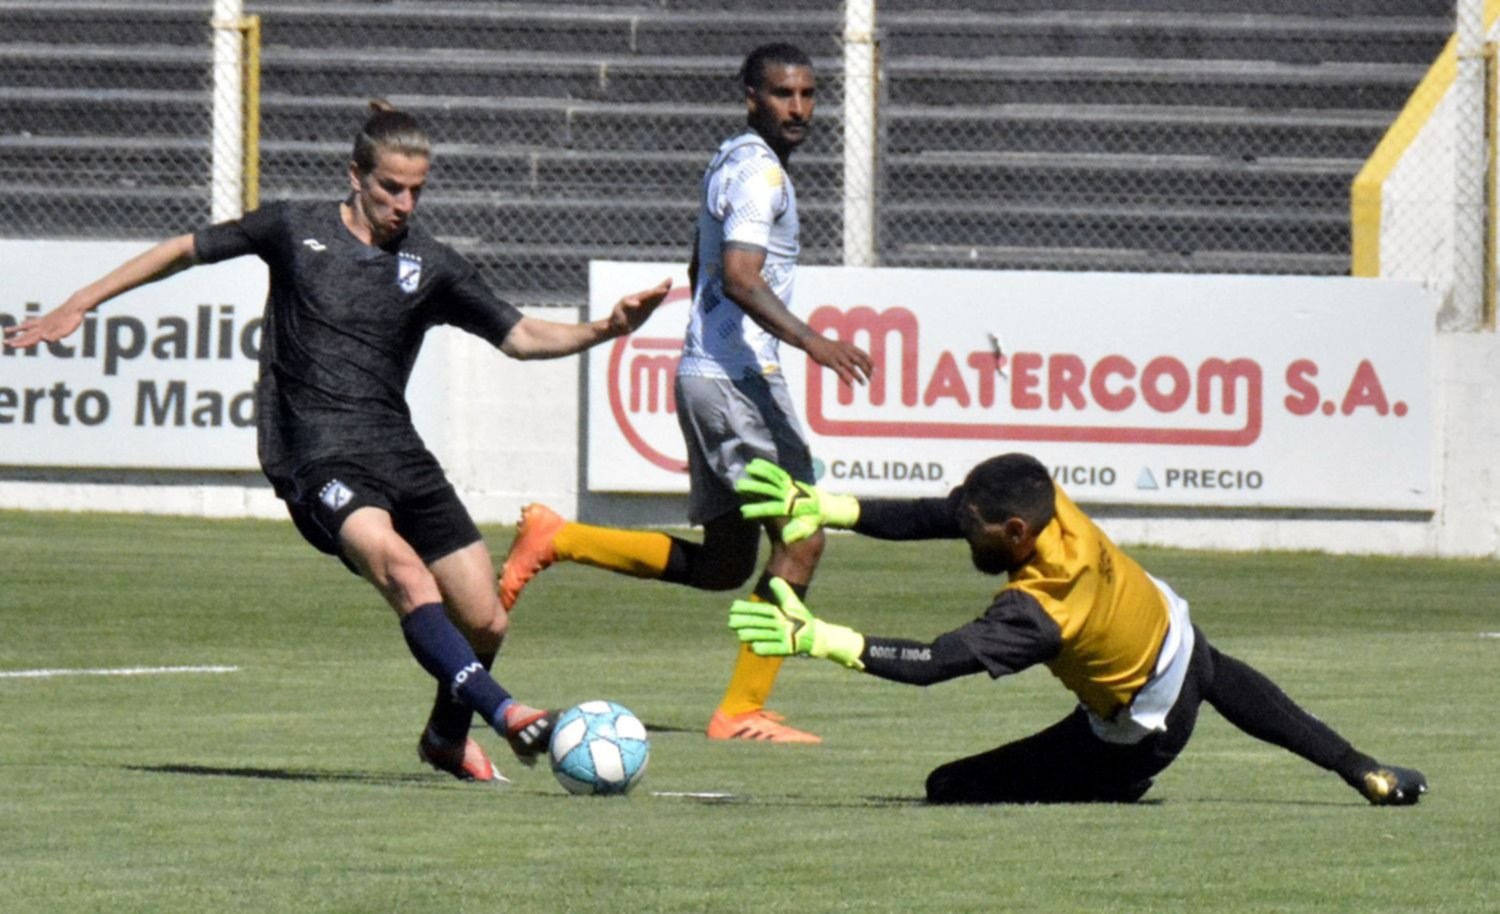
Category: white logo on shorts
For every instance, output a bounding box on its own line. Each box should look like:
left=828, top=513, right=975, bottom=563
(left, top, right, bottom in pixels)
left=319, top=479, right=354, bottom=511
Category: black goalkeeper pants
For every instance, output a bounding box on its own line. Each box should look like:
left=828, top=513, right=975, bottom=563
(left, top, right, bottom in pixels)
left=924, top=626, right=1358, bottom=804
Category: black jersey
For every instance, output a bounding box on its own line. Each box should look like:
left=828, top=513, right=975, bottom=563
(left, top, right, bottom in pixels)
left=193, top=200, right=523, bottom=494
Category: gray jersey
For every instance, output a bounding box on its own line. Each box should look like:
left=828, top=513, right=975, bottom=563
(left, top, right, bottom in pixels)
left=679, top=130, right=800, bottom=380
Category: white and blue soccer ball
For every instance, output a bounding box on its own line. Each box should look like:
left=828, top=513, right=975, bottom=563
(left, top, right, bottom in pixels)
left=548, top=700, right=649, bottom=796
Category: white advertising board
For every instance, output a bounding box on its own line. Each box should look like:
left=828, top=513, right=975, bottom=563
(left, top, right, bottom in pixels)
left=2, top=241, right=269, bottom=469
left=587, top=262, right=1437, bottom=510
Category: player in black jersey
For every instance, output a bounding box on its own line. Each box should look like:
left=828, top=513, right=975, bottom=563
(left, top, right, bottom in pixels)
left=729, top=455, right=1427, bottom=806
left=5, top=101, right=671, bottom=784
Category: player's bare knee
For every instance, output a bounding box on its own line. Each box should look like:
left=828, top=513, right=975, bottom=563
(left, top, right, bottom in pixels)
left=445, top=589, right=509, bottom=646
left=375, top=552, right=437, bottom=608
left=474, top=598, right=509, bottom=642
left=775, top=529, right=826, bottom=579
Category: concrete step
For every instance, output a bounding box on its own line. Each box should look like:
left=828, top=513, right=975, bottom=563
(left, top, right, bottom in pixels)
left=249, top=5, right=842, bottom=57
left=1, top=88, right=1391, bottom=165
left=5, top=41, right=1423, bottom=112
left=258, top=142, right=842, bottom=201
left=0, top=87, right=208, bottom=138
left=887, top=55, right=1427, bottom=110
left=884, top=150, right=1360, bottom=208
left=883, top=198, right=1349, bottom=256
left=882, top=11, right=1448, bottom=65
left=885, top=103, right=1391, bottom=160
left=0, top=182, right=210, bottom=240
left=256, top=48, right=838, bottom=106
left=0, top=1, right=211, bottom=47
left=10, top=3, right=1437, bottom=68
left=882, top=242, right=1348, bottom=276
left=0, top=134, right=840, bottom=202
left=0, top=44, right=209, bottom=92
left=878, top=0, right=1450, bottom=15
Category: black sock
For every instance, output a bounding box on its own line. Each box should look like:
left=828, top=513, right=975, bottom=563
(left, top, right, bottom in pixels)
left=400, top=603, right=511, bottom=732
left=1203, top=646, right=1355, bottom=773
left=752, top=572, right=809, bottom=602
left=1331, top=747, right=1383, bottom=789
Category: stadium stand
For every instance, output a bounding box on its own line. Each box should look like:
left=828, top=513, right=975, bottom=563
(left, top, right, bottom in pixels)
left=0, top=0, right=1452, bottom=302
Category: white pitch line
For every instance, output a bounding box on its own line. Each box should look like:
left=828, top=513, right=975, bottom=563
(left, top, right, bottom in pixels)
left=1480, top=633, right=1500, bottom=639
left=0, top=665, right=240, bottom=680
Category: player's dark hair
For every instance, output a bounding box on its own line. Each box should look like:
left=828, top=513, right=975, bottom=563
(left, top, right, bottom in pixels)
left=960, top=453, right=1057, bottom=531
left=352, top=99, right=431, bottom=174
left=740, top=42, right=813, bottom=92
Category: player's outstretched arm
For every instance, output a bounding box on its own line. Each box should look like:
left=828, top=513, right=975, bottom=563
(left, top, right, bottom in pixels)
left=501, top=278, right=670, bottom=360
left=736, top=458, right=859, bottom=543
left=720, top=246, right=872, bottom=387
left=728, top=577, right=866, bottom=670
left=3, top=233, right=198, bottom=349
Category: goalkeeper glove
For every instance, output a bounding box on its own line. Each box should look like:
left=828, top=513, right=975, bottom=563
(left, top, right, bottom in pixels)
left=727, top=577, right=865, bottom=671
left=735, top=458, right=860, bottom=544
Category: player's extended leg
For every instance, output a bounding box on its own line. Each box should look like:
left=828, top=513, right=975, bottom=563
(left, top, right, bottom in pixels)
left=927, top=637, right=1211, bottom=804
left=428, top=540, right=555, bottom=765
left=1199, top=635, right=1427, bottom=805
left=338, top=509, right=552, bottom=780
left=924, top=708, right=1173, bottom=804
left=498, top=503, right=761, bottom=610
left=707, top=519, right=825, bottom=744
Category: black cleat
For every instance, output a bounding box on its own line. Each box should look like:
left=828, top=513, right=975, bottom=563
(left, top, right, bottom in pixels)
left=1360, top=765, right=1428, bottom=806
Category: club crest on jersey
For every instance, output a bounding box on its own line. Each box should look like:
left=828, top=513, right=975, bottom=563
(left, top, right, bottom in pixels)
left=319, top=479, right=354, bottom=511
left=397, top=253, right=422, bottom=293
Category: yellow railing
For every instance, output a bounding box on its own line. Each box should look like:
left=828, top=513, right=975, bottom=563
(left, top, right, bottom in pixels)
left=1351, top=0, right=1500, bottom=304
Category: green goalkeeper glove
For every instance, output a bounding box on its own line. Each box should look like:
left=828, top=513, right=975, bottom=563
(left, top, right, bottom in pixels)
left=727, top=577, right=865, bottom=671
left=735, top=458, right=860, bottom=544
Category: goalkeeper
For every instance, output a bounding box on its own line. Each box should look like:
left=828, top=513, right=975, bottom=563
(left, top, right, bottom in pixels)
left=729, top=454, right=1427, bottom=806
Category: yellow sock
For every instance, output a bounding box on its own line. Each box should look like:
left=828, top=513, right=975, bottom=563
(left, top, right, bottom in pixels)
left=552, top=522, right=673, bottom=580
left=717, top=595, right=784, bottom=716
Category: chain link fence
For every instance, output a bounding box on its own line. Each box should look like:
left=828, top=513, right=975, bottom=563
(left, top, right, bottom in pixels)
left=0, top=0, right=1458, bottom=307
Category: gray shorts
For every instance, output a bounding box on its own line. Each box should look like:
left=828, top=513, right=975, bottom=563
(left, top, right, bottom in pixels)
left=675, top=372, right=815, bottom=526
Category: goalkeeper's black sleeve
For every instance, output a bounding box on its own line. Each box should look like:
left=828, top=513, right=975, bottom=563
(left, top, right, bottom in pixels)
left=861, top=591, right=1062, bottom=686
left=854, top=488, right=964, bottom=541
left=860, top=632, right=986, bottom=685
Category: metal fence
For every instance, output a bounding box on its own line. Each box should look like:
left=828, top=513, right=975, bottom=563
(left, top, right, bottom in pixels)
left=0, top=0, right=1458, bottom=307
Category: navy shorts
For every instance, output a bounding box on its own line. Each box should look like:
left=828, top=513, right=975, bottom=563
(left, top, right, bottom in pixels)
left=281, top=450, right=483, bottom=574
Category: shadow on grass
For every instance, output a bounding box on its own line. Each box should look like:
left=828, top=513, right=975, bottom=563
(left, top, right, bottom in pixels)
left=132, top=767, right=1308, bottom=810
left=641, top=721, right=700, bottom=734
left=125, top=763, right=448, bottom=788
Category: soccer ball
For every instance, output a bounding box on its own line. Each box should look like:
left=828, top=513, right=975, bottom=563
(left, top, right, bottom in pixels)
left=548, top=700, right=650, bottom=796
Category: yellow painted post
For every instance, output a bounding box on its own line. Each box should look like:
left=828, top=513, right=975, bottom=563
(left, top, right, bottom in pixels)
left=1487, top=42, right=1497, bottom=329
left=239, top=15, right=261, bottom=212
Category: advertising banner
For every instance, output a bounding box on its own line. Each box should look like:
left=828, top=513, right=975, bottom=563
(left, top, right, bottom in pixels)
left=2, top=241, right=268, bottom=469
left=587, top=262, right=1437, bottom=510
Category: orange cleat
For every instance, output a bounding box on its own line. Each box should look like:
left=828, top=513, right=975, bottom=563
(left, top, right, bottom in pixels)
left=418, top=732, right=509, bottom=784
left=501, top=703, right=558, bottom=767
left=706, top=709, right=822, bottom=744
left=498, top=503, right=565, bottom=611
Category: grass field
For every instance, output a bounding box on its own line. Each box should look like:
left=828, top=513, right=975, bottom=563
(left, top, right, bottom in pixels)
left=1, top=510, right=1496, bottom=913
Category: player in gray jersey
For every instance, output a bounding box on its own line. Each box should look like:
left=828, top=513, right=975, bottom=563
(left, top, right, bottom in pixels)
left=499, top=44, right=873, bottom=743
left=5, top=101, right=671, bottom=784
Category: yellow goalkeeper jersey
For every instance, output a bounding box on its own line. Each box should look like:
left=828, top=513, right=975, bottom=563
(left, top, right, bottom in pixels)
left=1006, top=488, right=1170, bottom=721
